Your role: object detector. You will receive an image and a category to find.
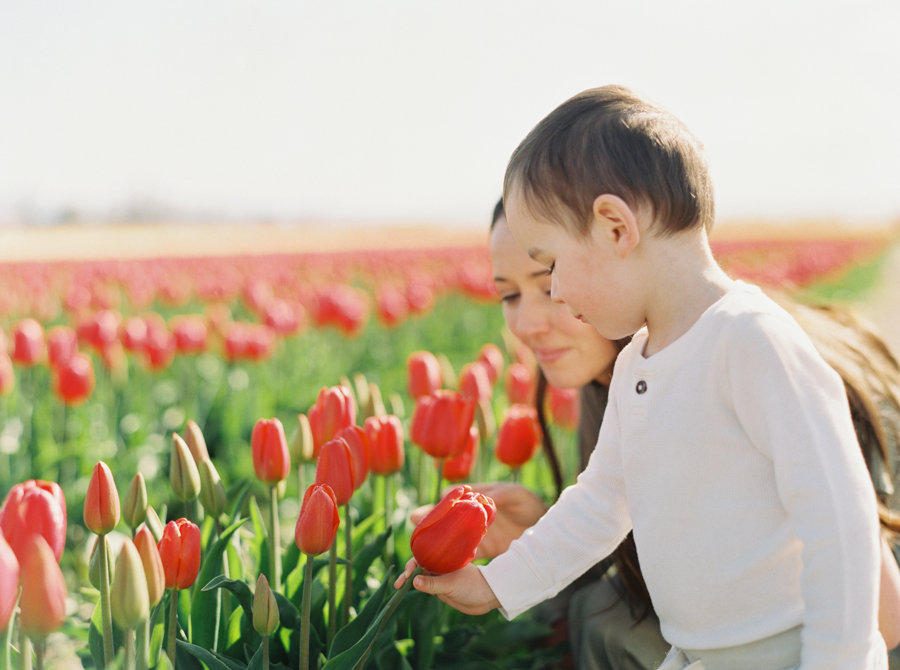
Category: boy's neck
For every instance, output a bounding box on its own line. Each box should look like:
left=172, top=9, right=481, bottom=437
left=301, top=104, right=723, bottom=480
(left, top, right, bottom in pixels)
left=640, top=229, right=734, bottom=358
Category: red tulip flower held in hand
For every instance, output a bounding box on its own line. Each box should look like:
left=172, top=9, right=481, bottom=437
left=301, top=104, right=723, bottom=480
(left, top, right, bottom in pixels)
left=307, top=385, right=356, bottom=457
left=407, top=351, right=442, bottom=400
left=315, top=438, right=356, bottom=507
left=410, top=390, right=476, bottom=460
left=251, top=417, right=291, bottom=485
left=496, top=404, right=542, bottom=468
left=294, top=484, right=340, bottom=556
left=0, top=479, right=67, bottom=563
left=363, top=414, right=405, bottom=476
left=157, top=518, right=201, bottom=591
left=410, top=485, right=496, bottom=574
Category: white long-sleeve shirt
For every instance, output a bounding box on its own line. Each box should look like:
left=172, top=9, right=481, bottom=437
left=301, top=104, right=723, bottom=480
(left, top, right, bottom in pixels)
left=480, top=282, right=884, bottom=669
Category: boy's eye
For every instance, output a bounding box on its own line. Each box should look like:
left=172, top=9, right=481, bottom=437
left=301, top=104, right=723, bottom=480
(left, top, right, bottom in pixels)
left=548, top=262, right=555, bottom=275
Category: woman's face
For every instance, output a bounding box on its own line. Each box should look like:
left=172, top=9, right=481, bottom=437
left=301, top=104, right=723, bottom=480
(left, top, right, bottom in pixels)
left=491, top=215, right=620, bottom=389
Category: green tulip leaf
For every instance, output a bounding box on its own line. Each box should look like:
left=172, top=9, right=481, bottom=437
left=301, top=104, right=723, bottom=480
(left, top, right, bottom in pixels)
left=330, top=568, right=393, bottom=659
left=351, top=528, right=391, bottom=599
left=465, top=619, right=554, bottom=657
left=176, top=640, right=247, bottom=670
left=87, top=599, right=123, bottom=670
left=192, top=518, right=249, bottom=651
left=228, top=479, right=253, bottom=523
left=408, top=591, right=440, bottom=670
left=174, top=640, right=206, bottom=670
left=202, top=576, right=255, bottom=621
left=273, top=590, right=301, bottom=629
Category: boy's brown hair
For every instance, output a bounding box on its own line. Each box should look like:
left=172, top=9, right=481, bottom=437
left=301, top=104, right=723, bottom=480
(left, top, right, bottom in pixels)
left=503, top=84, right=715, bottom=237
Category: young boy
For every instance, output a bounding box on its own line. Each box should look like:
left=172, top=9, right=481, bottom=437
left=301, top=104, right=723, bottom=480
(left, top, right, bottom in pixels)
left=397, top=86, right=887, bottom=669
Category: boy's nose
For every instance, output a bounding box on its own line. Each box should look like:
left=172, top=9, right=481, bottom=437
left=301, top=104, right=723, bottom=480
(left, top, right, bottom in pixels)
left=550, top=275, right=565, bottom=305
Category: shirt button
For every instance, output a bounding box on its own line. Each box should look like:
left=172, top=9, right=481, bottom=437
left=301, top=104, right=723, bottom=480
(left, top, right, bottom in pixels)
left=636, top=380, right=647, bottom=394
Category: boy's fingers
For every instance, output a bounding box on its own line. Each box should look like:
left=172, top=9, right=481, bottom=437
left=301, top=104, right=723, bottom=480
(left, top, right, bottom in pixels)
left=412, top=573, right=437, bottom=594
left=404, top=557, right=418, bottom=577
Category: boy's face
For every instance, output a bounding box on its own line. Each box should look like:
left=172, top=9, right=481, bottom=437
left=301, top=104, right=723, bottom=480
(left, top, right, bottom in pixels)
left=504, top=190, right=639, bottom=342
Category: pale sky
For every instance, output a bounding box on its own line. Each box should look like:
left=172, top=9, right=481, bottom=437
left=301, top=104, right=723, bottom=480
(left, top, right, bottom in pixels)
left=1, top=1, right=898, bottom=228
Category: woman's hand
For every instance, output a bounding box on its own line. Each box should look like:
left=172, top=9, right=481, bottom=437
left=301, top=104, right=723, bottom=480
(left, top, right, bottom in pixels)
left=410, top=482, right=549, bottom=560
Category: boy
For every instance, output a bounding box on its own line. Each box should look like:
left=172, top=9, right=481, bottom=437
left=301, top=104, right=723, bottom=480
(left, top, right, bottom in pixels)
left=398, top=86, right=887, bottom=669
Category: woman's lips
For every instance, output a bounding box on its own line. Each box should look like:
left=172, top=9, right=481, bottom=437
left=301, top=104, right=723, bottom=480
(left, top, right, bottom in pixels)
left=533, top=348, right=569, bottom=364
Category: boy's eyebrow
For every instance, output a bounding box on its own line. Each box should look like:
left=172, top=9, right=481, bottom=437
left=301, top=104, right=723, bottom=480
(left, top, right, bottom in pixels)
left=493, top=270, right=549, bottom=283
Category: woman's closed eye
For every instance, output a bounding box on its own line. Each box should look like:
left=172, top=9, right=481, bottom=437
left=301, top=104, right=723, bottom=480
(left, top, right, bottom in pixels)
left=500, top=292, right=520, bottom=304
left=547, top=262, right=555, bottom=275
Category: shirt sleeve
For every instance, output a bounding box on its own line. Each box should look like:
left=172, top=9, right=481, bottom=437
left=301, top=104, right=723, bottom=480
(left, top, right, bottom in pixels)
left=728, top=313, right=882, bottom=669
left=479, top=379, right=632, bottom=620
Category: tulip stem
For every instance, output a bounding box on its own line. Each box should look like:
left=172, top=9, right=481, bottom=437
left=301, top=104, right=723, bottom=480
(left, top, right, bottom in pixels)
left=434, top=461, right=444, bottom=505
left=343, top=504, right=353, bottom=627
left=300, top=553, right=314, bottom=670
left=19, top=631, right=31, bottom=670
left=269, top=486, right=281, bottom=590
left=262, top=636, right=270, bottom=670
left=354, top=566, right=424, bottom=670
left=137, top=617, right=150, bottom=670
left=33, top=640, right=43, bottom=670
left=327, top=542, right=337, bottom=647
left=124, top=628, right=135, bottom=670
left=98, top=533, right=115, bottom=669
left=167, top=589, right=178, bottom=668
left=384, top=475, right=393, bottom=569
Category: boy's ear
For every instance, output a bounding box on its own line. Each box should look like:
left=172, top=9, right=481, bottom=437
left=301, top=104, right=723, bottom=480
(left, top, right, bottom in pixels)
left=592, top=194, right=640, bottom=258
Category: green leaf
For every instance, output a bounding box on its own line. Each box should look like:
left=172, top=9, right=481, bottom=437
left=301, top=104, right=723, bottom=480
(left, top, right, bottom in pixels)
left=87, top=600, right=123, bottom=670
left=202, top=576, right=255, bottom=620
left=272, top=591, right=301, bottom=630
left=408, top=591, right=440, bottom=670
left=174, top=640, right=205, bottom=670
left=465, top=619, right=554, bottom=657
left=229, top=479, right=253, bottom=523
left=351, top=528, right=391, bottom=600
left=176, top=640, right=247, bottom=670
left=192, top=518, right=249, bottom=651
left=330, top=569, right=392, bottom=659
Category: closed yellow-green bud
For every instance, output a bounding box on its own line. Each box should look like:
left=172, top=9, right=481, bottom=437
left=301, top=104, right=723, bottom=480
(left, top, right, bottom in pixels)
left=388, top=391, right=406, bottom=420
left=364, top=381, right=386, bottom=419
left=475, top=398, right=496, bottom=443
left=437, top=353, right=457, bottom=390
left=184, top=419, right=209, bottom=463
left=170, top=433, right=201, bottom=502
left=144, top=505, right=165, bottom=543
left=288, top=414, right=315, bottom=463
left=110, top=540, right=149, bottom=629
left=198, top=458, right=227, bottom=518
left=122, top=472, right=148, bottom=530
left=88, top=534, right=113, bottom=590
left=252, top=573, right=279, bottom=637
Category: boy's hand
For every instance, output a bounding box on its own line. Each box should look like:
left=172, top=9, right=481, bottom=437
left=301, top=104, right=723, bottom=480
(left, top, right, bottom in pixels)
left=394, top=558, right=501, bottom=615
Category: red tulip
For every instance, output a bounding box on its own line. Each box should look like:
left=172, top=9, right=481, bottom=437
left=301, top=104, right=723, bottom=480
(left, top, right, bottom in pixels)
left=264, top=298, right=305, bottom=336
left=307, top=385, right=356, bottom=456
left=294, top=484, right=340, bottom=556
left=170, top=315, right=208, bottom=354
left=0, top=479, right=67, bottom=563
left=157, top=518, right=201, bottom=590
left=243, top=279, right=274, bottom=314
left=18, top=535, right=68, bottom=640
left=0, top=353, right=13, bottom=396
left=0, top=533, right=19, bottom=634
left=410, top=390, right=476, bottom=460
left=315, top=438, right=356, bottom=506
left=77, top=309, right=121, bottom=354
left=477, top=343, right=504, bottom=386
left=144, top=325, right=176, bottom=371
left=496, top=404, right=542, bottom=468
left=53, top=351, right=96, bottom=406
left=407, top=351, right=442, bottom=400
left=458, top=361, right=492, bottom=402
left=11, top=318, right=45, bottom=366
left=405, top=278, right=435, bottom=315
left=245, top=324, right=276, bottom=362
left=363, top=415, right=405, bottom=476
left=375, top=286, right=409, bottom=328
left=84, top=461, right=120, bottom=535
left=548, top=385, right=580, bottom=431
left=120, top=316, right=148, bottom=352
left=410, top=485, right=496, bottom=574
left=46, top=325, right=79, bottom=369
left=251, top=418, right=291, bottom=485
left=312, top=285, right=368, bottom=336
left=504, top=362, right=535, bottom=405
left=336, top=425, right=369, bottom=490
left=442, top=427, right=479, bottom=483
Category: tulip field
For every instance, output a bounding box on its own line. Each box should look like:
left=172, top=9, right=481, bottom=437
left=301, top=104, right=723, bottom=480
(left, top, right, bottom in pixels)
left=0, top=224, right=896, bottom=670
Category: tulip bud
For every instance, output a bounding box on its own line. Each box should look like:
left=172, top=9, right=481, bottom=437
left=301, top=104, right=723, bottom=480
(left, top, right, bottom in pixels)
left=53, top=352, right=96, bottom=406
left=157, top=518, right=201, bottom=591
left=122, top=472, right=149, bottom=531
left=335, top=425, right=369, bottom=490
left=170, top=433, right=201, bottom=502
left=410, top=485, right=496, bottom=574
left=252, top=573, right=280, bottom=637
left=89, top=534, right=114, bottom=590
left=365, top=382, right=386, bottom=419
left=496, top=404, right=542, bottom=468
left=144, top=505, right=165, bottom=543
left=46, top=325, right=79, bottom=369
left=84, top=461, right=120, bottom=535
left=198, top=458, right=227, bottom=518
left=111, top=540, right=150, bottom=629
left=387, top=391, right=405, bottom=420
left=406, top=351, right=442, bottom=400
left=11, top=318, right=45, bottom=366
left=251, top=418, right=291, bottom=485
left=288, top=414, right=315, bottom=463
left=134, top=526, right=165, bottom=607
left=548, top=385, right=580, bottom=431
left=0, top=479, right=67, bottom=563
left=410, top=390, right=476, bottom=460
left=458, top=362, right=492, bottom=402
left=0, top=533, right=20, bottom=634
left=363, top=415, right=405, bottom=476
left=443, top=427, right=479, bottom=483
left=351, top=372, right=369, bottom=415
left=307, top=386, right=356, bottom=456
left=315, top=438, right=356, bottom=506
left=437, top=353, right=457, bottom=391
left=477, top=343, right=504, bottom=386
left=18, top=535, right=68, bottom=640
left=294, top=484, right=340, bottom=556
left=505, top=362, right=535, bottom=405
left=475, top=397, right=496, bottom=442
left=184, top=419, right=210, bottom=463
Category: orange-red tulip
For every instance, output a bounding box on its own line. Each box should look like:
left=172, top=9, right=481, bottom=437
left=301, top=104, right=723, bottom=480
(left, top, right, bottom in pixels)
left=407, top=351, right=442, bottom=400
left=11, top=318, right=45, bottom=366
left=84, top=461, right=120, bottom=535
left=0, top=479, right=67, bottom=563
left=410, top=390, right=476, bottom=460
left=307, top=385, right=356, bottom=456
left=335, top=425, right=369, bottom=490
left=496, top=404, right=542, bottom=468
left=134, top=525, right=165, bottom=607
left=170, top=315, right=208, bottom=355
left=18, top=534, right=68, bottom=639
left=251, top=417, right=291, bottom=485
left=363, top=414, right=405, bottom=476
left=294, top=484, right=340, bottom=556
left=477, top=343, right=504, bottom=386
left=0, top=533, right=19, bottom=634
left=410, top=485, right=496, bottom=574
left=52, top=351, right=96, bottom=406
left=77, top=309, right=121, bottom=354
left=548, top=385, right=580, bottom=431
left=157, top=518, right=201, bottom=590
left=504, top=362, right=535, bottom=405
left=458, top=361, right=492, bottom=402
left=442, top=427, right=479, bottom=483
left=375, top=286, right=409, bottom=328
left=315, top=438, right=356, bottom=506
left=46, top=325, right=79, bottom=369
